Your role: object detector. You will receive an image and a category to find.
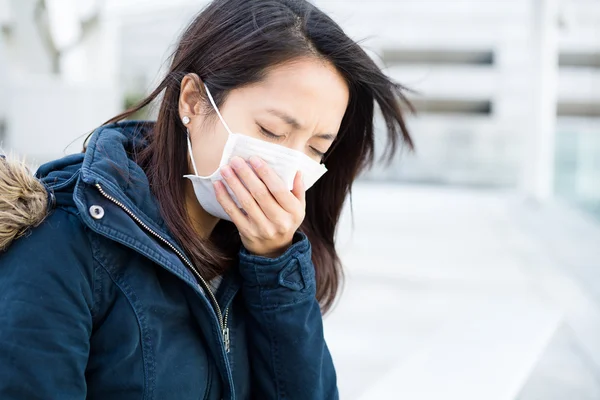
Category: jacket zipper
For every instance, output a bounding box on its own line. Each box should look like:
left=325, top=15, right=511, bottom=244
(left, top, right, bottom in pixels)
left=95, top=183, right=231, bottom=352
left=223, top=308, right=230, bottom=353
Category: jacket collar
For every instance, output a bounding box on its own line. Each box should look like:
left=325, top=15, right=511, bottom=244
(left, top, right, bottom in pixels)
left=78, top=121, right=167, bottom=226
left=37, top=121, right=176, bottom=239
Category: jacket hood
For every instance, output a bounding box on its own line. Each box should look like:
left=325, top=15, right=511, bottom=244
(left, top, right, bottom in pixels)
left=0, top=121, right=158, bottom=251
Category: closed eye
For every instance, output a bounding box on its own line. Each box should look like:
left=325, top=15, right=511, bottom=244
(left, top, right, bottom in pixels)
left=310, top=147, right=326, bottom=159
left=259, top=124, right=325, bottom=159
left=258, top=125, right=284, bottom=141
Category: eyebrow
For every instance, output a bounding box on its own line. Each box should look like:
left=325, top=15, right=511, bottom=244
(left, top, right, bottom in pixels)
left=267, top=109, right=337, bottom=141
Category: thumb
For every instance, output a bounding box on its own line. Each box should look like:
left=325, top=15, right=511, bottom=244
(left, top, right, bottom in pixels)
left=291, top=171, right=306, bottom=205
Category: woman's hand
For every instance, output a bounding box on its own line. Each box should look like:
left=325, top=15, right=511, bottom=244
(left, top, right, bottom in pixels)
left=213, top=156, right=306, bottom=258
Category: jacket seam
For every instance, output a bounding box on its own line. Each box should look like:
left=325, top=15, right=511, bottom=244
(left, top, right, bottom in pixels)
left=202, top=361, right=213, bottom=400
left=255, top=266, right=285, bottom=399
left=45, top=169, right=81, bottom=192
left=78, top=174, right=185, bottom=266
left=52, top=207, right=99, bottom=319
left=92, top=247, right=156, bottom=400
left=89, top=223, right=197, bottom=288
left=50, top=208, right=97, bottom=314
left=244, top=292, right=314, bottom=311
left=88, top=233, right=101, bottom=321
left=90, top=256, right=102, bottom=322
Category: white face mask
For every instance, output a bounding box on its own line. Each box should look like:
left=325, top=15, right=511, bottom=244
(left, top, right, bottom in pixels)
left=183, top=83, right=328, bottom=221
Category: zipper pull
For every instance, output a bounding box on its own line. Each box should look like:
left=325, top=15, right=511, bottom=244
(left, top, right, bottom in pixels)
left=223, top=327, right=230, bottom=353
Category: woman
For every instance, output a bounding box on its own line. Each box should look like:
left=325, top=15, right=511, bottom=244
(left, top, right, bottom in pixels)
left=0, top=0, right=412, bottom=399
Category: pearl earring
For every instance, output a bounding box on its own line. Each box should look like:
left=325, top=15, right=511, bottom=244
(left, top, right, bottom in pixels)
left=182, top=116, right=191, bottom=125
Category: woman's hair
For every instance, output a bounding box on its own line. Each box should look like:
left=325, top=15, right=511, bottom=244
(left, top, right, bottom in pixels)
left=104, top=0, right=413, bottom=312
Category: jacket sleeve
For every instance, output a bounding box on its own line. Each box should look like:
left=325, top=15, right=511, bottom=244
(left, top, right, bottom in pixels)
left=238, top=233, right=338, bottom=400
left=0, top=210, right=94, bottom=400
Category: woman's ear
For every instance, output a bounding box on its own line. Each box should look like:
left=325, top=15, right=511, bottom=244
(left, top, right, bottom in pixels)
left=179, top=73, right=204, bottom=120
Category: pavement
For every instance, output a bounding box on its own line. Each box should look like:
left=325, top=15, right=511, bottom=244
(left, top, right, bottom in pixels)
left=324, top=183, right=600, bottom=400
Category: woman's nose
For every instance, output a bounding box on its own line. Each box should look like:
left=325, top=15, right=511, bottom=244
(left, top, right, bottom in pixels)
left=284, top=136, right=310, bottom=155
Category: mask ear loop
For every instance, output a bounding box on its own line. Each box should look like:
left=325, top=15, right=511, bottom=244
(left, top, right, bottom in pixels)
left=186, top=129, right=200, bottom=176
left=185, top=83, right=232, bottom=177
left=203, top=83, right=234, bottom=135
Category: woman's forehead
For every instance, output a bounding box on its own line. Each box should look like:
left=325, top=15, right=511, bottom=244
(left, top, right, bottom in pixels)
left=231, top=58, right=349, bottom=128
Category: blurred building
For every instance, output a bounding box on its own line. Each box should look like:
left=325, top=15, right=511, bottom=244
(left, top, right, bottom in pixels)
left=313, top=1, right=598, bottom=213
left=0, top=0, right=121, bottom=163
left=113, top=0, right=600, bottom=217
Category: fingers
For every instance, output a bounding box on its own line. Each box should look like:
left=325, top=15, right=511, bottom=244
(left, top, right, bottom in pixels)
left=218, top=164, right=269, bottom=227
left=247, top=156, right=300, bottom=213
left=230, top=157, right=288, bottom=221
left=216, top=157, right=307, bottom=257
left=213, top=180, right=251, bottom=229
left=219, top=156, right=305, bottom=234
left=291, top=170, right=306, bottom=207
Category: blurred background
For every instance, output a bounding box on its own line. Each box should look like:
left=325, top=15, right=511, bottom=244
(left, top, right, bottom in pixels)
left=0, top=0, right=599, bottom=399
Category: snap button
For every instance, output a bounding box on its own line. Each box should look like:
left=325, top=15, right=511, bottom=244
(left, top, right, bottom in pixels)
left=89, top=205, right=105, bottom=220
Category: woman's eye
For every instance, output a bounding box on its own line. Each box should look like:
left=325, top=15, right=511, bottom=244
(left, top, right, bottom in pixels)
left=258, top=124, right=325, bottom=159
left=310, top=147, right=326, bottom=159
left=258, top=126, right=284, bottom=141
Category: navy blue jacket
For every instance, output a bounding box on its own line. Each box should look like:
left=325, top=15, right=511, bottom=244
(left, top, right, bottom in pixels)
left=0, top=122, right=338, bottom=399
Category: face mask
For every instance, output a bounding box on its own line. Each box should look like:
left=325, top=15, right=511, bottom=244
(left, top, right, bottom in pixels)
left=183, top=83, right=328, bottom=221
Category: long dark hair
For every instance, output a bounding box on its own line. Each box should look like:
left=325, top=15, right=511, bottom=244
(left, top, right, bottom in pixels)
left=103, top=0, right=413, bottom=312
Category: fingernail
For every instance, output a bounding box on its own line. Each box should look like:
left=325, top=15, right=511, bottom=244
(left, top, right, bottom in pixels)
left=249, top=156, right=262, bottom=169
left=231, top=157, right=244, bottom=169
left=220, top=165, right=232, bottom=178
